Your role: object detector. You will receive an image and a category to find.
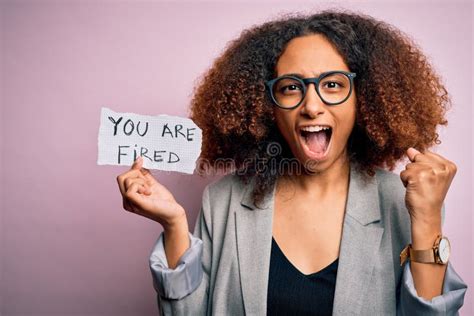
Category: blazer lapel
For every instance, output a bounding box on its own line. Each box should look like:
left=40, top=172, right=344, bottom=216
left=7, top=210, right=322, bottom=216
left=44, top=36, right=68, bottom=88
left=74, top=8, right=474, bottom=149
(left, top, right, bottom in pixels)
left=235, top=161, right=384, bottom=316
left=331, top=164, right=384, bottom=316
left=236, top=176, right=276, bottom=315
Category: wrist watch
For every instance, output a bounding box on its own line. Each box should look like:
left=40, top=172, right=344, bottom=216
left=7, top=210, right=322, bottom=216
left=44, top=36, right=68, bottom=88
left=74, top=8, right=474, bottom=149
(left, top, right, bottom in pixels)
left=400, top=234, right=451, bottom=266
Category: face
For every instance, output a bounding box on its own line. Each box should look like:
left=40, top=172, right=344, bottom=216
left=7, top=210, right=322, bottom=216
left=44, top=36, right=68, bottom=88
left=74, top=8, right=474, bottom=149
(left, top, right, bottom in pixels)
left=273, top=33, right=357, bottom=173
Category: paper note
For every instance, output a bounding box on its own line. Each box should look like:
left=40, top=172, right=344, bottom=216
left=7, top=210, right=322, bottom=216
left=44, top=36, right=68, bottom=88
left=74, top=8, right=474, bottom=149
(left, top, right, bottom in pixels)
left=97, top=107, right=202, bottom=174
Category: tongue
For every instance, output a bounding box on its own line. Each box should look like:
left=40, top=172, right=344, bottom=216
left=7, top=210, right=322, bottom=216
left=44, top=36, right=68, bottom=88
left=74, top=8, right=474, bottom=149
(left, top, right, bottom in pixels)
left=306, top=131, right=328, bottom=153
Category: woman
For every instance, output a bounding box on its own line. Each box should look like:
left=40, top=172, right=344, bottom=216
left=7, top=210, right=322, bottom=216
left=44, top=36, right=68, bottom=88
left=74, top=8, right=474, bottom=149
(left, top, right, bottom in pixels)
left=117, top=9, right=468, bottom=315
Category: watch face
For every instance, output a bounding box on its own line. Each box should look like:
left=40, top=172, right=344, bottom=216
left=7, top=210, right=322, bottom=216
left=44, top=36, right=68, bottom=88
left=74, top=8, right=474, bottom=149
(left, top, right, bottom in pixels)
left=439, top=238, right=451, bottom=264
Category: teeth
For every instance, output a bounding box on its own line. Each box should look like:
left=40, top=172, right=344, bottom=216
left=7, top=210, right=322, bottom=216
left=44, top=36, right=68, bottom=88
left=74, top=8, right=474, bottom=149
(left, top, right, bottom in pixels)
left=301, top=125, right=331, bottom=132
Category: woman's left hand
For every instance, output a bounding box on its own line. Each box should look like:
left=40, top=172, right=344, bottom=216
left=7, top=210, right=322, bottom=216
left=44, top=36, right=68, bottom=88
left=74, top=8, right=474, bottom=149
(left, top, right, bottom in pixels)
left=400, top=147, right=457, bottom=229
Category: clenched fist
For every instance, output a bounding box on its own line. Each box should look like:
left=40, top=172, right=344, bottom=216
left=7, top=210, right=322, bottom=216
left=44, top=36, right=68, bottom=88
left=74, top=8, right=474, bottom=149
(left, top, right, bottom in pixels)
left=400, top=147, right=457, bottom=227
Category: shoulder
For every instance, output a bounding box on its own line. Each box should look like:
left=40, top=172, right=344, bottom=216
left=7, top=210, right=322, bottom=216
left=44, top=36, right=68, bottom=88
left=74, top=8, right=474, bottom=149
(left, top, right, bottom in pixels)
left=373, top=167, right=412, bottom=242
left=197, top=173, right=249, bottom=238
left=200, top=173, right=248, bottom=219
left=374, top=167, right=406, bottom=209
left=203, top=173, right=246, bottom=203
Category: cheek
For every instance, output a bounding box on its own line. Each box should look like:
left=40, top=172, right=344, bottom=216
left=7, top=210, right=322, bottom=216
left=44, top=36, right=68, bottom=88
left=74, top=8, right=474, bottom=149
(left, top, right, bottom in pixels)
left=344, top=108, right=356, bottom=141
left=335, top=105, right=357, bottom=143
left=344, top=109, right=357, bottom=134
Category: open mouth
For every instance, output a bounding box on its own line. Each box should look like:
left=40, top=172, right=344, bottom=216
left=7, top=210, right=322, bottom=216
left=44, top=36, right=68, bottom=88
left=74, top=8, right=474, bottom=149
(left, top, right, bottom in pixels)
left=299, top=126, right=333, bottom=160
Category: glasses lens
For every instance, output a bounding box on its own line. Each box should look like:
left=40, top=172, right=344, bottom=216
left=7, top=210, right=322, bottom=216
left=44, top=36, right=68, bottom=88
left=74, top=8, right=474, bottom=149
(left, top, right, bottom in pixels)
left=318, top=73, right=351, bottom=104
left=271, top=73, right=352, bottom=108
left=272, top=77, right=304, bottom=108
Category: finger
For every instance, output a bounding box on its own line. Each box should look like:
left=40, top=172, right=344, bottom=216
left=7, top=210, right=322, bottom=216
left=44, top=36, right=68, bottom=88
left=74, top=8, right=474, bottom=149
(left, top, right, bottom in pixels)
left=137, top=183, right=152, bottom=195
left=406, top=147, right=423, bottom=163
left=421, top=150, right=449, bottom=165
left=124, top=177, right=147, bottom=191
left=123, top=192, right=146, bottom=212
left=125, top=178, right=152, bottom=196
left=140, top=167, right=157, bottom=184
left=409, top=147, right=443, bottom=165
left=404, top=161, right=438, bottom=170
left=123, top=197, right=141, bottom=214
left=131, top=156, right=143, bottom=170
left=404, top=156, right=450, bottom=179
left=125, top=182, right=145, bottom=206
left=122, top=198, right=133, bottom=212
left=400, top=169, right=412, bottom=188
left=117, top=170, right=147, bottom=195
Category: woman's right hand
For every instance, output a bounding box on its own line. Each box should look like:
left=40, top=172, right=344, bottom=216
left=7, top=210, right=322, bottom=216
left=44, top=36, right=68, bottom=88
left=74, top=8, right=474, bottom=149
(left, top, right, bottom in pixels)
left=116, top=156, right=187, bottom=229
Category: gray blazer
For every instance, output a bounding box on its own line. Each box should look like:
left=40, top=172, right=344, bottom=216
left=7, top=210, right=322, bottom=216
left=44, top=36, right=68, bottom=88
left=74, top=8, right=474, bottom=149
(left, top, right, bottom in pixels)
left=149, top=161, right=468, bottom=315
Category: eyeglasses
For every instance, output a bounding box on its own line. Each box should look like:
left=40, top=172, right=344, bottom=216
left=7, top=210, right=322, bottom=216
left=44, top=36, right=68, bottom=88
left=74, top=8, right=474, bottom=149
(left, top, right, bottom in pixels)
left=265, top=70, right=357, bottom=109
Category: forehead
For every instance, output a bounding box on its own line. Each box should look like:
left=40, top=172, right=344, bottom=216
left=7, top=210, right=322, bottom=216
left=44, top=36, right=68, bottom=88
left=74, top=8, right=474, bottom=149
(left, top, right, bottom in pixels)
left=275, top=34, right=350, bottom=77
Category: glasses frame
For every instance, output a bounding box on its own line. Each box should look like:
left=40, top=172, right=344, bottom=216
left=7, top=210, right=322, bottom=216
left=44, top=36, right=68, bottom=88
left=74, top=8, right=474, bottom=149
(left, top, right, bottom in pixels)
left=265, top=70, right=357, bottom=110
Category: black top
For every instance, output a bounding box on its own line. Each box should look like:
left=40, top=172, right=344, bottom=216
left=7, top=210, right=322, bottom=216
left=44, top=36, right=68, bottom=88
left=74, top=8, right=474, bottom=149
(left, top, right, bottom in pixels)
left=266, top=237, right=339, bottom=316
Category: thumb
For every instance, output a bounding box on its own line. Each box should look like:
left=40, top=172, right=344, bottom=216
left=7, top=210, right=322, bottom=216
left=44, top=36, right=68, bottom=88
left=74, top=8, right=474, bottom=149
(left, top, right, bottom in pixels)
left=406, top=147, right=421, bottom=162
left=131, top=156, right=143, bottom=170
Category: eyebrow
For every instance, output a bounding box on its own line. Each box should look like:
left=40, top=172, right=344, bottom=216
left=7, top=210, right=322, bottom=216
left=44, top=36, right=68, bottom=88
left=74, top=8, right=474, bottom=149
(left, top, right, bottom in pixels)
left=280, top=71, right=343, bottom=78
left=283, top=73, right=306, bottom=78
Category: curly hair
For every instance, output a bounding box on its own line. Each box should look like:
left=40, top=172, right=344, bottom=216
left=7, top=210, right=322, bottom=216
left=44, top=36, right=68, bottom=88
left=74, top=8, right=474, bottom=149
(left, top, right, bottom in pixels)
left=189, top=8, right=450, bottom=207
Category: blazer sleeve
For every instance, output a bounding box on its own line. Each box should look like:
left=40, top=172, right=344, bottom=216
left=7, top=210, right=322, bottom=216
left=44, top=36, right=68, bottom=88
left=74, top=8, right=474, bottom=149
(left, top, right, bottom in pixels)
left=149, top=231, right=204, bottom=299
left=397, top=260, right=468, bottom=316
left=148, top=185, right=213, bottom=316
left=396, top=204, right=468, bottom=316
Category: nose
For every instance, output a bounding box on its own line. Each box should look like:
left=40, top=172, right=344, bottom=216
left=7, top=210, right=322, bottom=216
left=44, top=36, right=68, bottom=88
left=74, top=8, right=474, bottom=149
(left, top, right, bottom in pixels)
left=300, top=82, right=326, bottom=118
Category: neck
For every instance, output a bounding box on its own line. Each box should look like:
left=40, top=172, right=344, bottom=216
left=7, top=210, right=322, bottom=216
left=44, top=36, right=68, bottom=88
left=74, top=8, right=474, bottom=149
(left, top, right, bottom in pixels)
left=280, top=150, right=351, bottom=198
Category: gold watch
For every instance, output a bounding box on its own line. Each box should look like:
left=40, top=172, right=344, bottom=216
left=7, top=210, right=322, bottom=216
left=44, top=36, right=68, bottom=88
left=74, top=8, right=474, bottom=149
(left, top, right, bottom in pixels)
left=400, top=234, right=451, bottom=266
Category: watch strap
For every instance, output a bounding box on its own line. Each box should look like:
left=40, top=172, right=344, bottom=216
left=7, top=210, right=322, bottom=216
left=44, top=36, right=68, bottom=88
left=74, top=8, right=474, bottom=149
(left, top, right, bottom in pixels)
left=400, top=234, right=443, bottom=266
left=400, top=245, right=410, bottom=266
left=409, top=245, right=436, bottom=263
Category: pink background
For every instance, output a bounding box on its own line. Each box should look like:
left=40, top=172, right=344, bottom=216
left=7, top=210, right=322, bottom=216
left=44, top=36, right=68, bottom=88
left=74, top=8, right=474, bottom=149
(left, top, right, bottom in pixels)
left=1, top=1, right=472, bottom=315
